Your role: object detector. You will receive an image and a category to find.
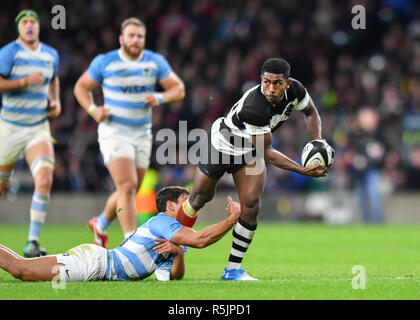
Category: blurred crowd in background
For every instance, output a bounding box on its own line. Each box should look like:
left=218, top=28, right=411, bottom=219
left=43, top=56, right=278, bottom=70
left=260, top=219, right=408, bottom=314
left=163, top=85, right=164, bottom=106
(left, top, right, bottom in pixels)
left=1, top=0, right=420, bottom=201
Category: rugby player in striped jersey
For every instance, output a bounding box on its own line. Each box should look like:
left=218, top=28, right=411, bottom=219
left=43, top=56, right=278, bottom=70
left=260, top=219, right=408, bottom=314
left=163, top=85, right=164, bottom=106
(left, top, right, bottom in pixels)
left=74, top=17, right=185, bottom=247
left=0, top=186, right=240, bottom=282
left=0, top=10, right=61, bottom=257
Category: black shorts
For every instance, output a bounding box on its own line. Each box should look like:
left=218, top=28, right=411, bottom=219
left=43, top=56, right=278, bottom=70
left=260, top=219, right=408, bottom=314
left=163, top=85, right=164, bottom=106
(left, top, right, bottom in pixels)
left=197, top=130, right=254, bottom=180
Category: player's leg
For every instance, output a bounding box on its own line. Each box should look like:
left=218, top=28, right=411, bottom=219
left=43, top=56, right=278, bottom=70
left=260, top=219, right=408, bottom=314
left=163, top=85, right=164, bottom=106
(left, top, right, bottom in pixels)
left=89, top=191, right=117, bottom=248
left=176, top=167, right=220, bottom=227
left=356, top=173, right=370, bottom=222
left=0, top=121, right=21, bottom=196
left=0, top=244, right=60, bottom=281
left=365, top=169, right=384, bottom=223
left=107, top=157, right=139, bottom=238
left=221, top=159, right=266, bottom=281
left=90, top=163, right=145, bottom=244
left=0, top=164, right=15, bottom=196
left=24, top=140, right=55, bottom=257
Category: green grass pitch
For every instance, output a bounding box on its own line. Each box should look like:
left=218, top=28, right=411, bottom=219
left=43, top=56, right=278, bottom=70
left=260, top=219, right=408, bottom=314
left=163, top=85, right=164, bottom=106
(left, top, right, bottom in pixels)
left=0, top=222, right=419, bottom=300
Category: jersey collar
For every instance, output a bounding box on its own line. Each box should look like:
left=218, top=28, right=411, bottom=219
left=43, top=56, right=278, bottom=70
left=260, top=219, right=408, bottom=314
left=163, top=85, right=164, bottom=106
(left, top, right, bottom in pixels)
left=118, top=49, right=144, bottom=63
left=16, top=38, right=41, bottom=53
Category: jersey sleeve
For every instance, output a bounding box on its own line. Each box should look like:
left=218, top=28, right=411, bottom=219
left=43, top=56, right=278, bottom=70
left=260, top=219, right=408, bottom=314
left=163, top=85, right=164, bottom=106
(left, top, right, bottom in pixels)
left=88, top=54, right=105, bottom=84
left=154, top=53, right=172, bottom=81
left=0, top=44, right=16, bottom=78
left=293, top=80, right=310, bottom=111
left=149, top=215, right=183, bottom=241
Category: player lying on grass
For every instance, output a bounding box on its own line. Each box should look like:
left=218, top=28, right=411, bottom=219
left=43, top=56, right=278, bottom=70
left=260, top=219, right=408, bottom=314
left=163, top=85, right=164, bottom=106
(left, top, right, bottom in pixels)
left=0, top=186, right=240, bottom=282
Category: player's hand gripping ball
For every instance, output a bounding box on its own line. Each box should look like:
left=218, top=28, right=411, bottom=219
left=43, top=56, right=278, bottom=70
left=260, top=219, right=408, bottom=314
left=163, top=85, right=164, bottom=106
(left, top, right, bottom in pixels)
left=301, top=140, right=334, bottom=168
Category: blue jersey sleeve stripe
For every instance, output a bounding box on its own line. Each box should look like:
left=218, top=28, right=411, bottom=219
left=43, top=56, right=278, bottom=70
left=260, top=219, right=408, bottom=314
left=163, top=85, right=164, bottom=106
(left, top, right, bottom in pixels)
left=5, top=92, right=48, bottom=101
left=103, top=69, right=156, bottom=78
left=116, top=247, right=150, bottom=279
left=129, top=234, right=157, bottom=244
left=104, top=97, right=149, bottom=110
left=9, top=75, right=53, bottom=83
left=167, top=223, right=183, bottom=241
left=105, top=251, right=112, bottom=280
left=0, top=42, right=18, bottom=77
left=13, top=58, right=51, bottom=69
left=108, top=115, right=151, bottom=127
left=111, top=250, right=130, bottom=280
left=2, top=106, right=46, bottom=115
left=0, top=115, right=46, bottom=127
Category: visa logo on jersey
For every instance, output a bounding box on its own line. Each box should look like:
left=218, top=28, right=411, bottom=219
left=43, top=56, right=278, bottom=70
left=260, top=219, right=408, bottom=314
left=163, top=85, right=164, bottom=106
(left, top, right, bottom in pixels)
left=121, top=86, right=148, bottom=93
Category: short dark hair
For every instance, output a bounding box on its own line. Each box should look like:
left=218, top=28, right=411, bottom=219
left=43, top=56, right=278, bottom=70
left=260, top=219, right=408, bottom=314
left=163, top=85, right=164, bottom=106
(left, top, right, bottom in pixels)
left=261, top=58, right=290, bottom=78
left=156, top=186, right=190, bottom=212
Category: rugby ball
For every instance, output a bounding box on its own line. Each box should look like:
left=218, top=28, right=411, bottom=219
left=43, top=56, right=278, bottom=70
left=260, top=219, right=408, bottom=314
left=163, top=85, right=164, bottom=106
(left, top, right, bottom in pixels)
left=301, top=140, right=334, bottom=168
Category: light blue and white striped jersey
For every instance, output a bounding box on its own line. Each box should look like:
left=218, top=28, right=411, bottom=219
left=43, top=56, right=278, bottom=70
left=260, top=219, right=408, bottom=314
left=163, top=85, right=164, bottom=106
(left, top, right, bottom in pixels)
left=0, top=40, right=59, bottom=127
left=105, top=213, right=187, bottom=281
left=88, top=49, right=172, bottom=133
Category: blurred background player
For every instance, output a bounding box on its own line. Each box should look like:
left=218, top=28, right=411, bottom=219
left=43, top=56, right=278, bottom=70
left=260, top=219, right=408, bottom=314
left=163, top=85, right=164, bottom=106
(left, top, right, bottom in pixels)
left=0, top=10, right=60, bottom=257
left=0, top=186, right=241, bottom=282
left=74, top=17, right=185, bottom=247
left=176, top=58, right=329, bottom=280
left=349, top=108, right=387, bottom=223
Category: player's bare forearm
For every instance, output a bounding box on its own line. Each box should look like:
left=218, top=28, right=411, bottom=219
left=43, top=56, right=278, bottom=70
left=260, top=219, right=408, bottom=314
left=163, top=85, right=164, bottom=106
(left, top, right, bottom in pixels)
left=265, top=147, right=305, bottom=174
left=47, top=77, right=62, bottom=118
left=266, top=147, right=327, bottom=177
left=170, top=249, right=185, bottom=280
left=195, top=216, right=238, bottom=248
left=48, top=77, right=60, bottom=102
left=73, top=71, right=99, bottom=110
left=160, top=72, right=185, bottom=104
left=0, top=76, right=27, bottom=94
left=171, top=199, right=240, bottom=249
left=254, top=132, right=326, bottom=177
left=153, top=240, right=185, bottom=280
left=162, top=82, right=185, bottom=103
left=301, top=100, right=322, bottom=140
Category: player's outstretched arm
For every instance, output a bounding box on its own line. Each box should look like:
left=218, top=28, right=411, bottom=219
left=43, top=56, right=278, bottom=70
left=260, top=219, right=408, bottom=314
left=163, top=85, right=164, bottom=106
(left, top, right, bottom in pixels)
left=253, top=132, right=327, bottom=177
left=169, top=197, right=241, bottom=249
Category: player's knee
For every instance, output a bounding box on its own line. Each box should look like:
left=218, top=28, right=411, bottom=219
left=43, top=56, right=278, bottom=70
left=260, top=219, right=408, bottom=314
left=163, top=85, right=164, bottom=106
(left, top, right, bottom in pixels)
left=35, top=174, right=53, bottom=192
left=242, top=198, right=261, bottom=216
left=117, top=180, right=137, bottom=196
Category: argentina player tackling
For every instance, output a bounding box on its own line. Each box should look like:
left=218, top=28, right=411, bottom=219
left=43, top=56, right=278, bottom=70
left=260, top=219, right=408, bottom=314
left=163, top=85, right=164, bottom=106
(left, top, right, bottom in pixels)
left=74, top=17, right=185, bottom=247
left=0, top=186, right=241, bottom=282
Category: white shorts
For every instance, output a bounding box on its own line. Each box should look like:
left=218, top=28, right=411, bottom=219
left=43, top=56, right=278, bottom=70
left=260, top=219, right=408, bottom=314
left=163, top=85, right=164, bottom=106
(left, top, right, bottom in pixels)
left=0, top=119, right=54, bottom=166
left=55, top=244, right=108, bottom=282
left=98, top=122, right=152, bottom=169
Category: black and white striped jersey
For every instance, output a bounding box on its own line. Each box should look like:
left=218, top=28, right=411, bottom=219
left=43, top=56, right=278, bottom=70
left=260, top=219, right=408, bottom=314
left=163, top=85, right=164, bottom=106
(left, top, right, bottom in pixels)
left=211, top=78, right=310, bottom=156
